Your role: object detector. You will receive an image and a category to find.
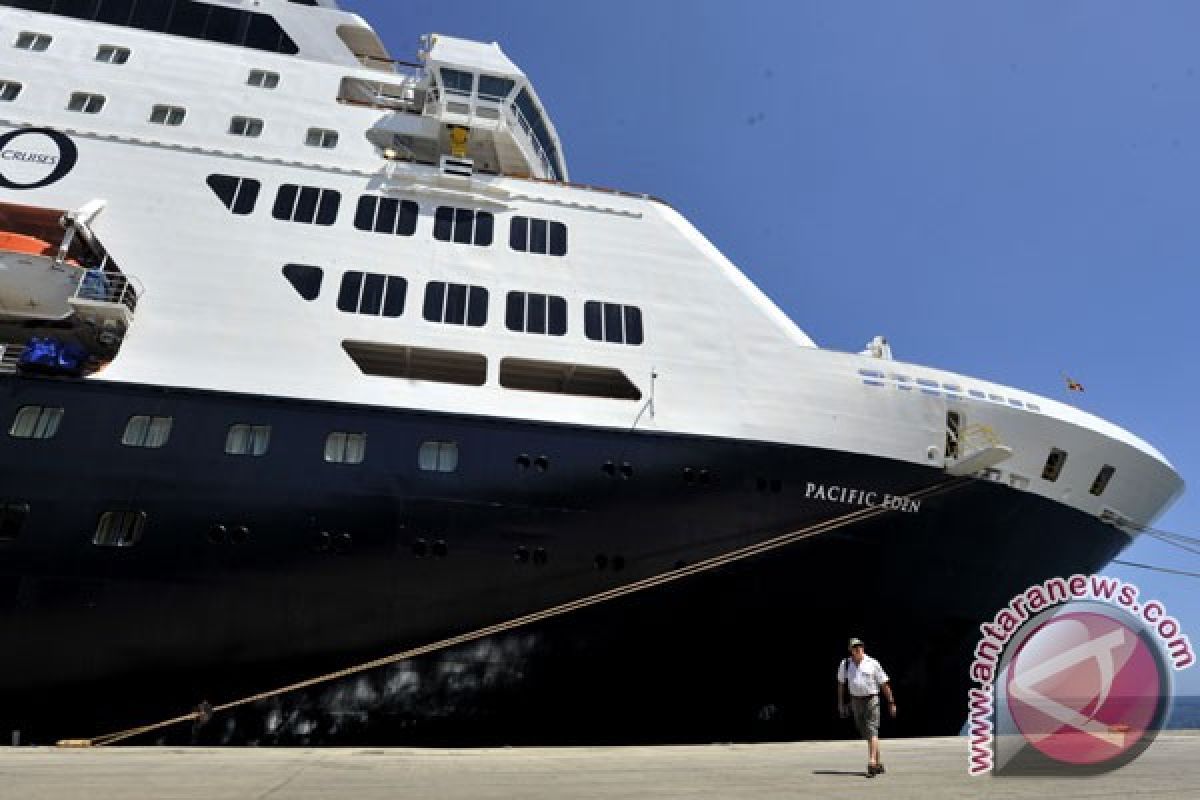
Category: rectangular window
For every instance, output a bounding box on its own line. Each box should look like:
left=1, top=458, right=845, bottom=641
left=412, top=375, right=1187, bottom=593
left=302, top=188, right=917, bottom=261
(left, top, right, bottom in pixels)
left=229, top=115, right=264, bottom=137
left=433, top=206, right=493, bottom=246
left=247, top=69, right=280, bottom=89
left=273, top=184, right=340, bottom=226
left=1090, top=465, right=1115, bottom=497
left=93, top=510, right=145, bottom=548
left=14, top=32, right=51, bottom=51
left=206, top=174, right=260, bottom=215
left=506, top=291, right=567, bottom=335
left=478, top=75, right=515, bottom=102
left=0, top=81, right=21, bottom=102
left=0, top=502, right=29, bottom=542
left=95, top=45, right=131, bottom=64
left=423, top=281, right=488, bottom=327
left=583, top=302, right=644, bottom=345
left=225, top=424, right=271, bottom=456
left=121, top=415, right=173, bottom=448
left=418, top=441, right=459, bottom=472
left=149, top=104, right=186, bottom=126
left=9, top=405, right=63, bottom=439
left=337, top=271, right=406, bottom=317
left=305, top=128, right=339, bottom=149
left=325, top=431, right=366, bottom=464
left=354, top=195, right=418, bottom=236
left=509, top=216, right=567, bottom=256
left=1041, top=448, right=1068, bottom=482
left=440, top=68, right=473, bottom=96
left=67, top=92, right=106, bottom=114
left=945, top=411, right=963, bottom=459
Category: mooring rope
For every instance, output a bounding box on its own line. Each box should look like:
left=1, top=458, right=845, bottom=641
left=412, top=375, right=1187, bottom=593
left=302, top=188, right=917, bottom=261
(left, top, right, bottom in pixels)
left=64, top=477, right=972, bottom=747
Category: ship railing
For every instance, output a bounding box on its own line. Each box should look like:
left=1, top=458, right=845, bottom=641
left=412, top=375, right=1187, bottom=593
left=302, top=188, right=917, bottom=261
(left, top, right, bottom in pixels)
left=71, top=270, right=141, bottom=315
left=338, top=75, right=425, bottom=114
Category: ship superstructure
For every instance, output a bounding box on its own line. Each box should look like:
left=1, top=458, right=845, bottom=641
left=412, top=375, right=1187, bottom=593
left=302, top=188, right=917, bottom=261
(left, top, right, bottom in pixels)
left=0, top=0, right=1184, bottom=744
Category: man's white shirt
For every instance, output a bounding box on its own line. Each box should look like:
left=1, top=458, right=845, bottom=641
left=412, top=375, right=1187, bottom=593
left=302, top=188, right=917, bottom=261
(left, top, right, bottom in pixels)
left=838, top=654, right=888, bottom=697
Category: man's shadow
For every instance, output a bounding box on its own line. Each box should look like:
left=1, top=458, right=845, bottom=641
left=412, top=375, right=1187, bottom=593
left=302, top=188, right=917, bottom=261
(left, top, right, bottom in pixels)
left=811, top=769, right=870, bottom=777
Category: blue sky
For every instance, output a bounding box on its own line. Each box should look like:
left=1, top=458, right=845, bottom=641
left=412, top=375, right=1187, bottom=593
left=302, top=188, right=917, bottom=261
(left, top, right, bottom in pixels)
left=341, top=1, right=1200, bottom=694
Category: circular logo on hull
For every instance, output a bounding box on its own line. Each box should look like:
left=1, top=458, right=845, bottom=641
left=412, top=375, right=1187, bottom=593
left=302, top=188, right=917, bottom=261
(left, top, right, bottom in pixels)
left=0, top=128, right=78, bottom=190
left=1005, top=607, right=1169, bottom=771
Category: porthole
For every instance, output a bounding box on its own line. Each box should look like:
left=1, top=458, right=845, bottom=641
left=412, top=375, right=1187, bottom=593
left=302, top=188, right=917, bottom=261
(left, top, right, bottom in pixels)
left=313, top=531, right=332, bottom=552
left=611, top=555, right=626, bottom=571
left=601, top=461, right=616, bottom=477
left=532, top=547, right=547, bottom=566
left=516, top=454, right=531, bottom=470
left=412, top=538, right=428, bottom=558
left=335, top=532, right=353, bottom=554
left=207, top=524, right=227, bottom=545
left=231, top=525, right=249, bottom=545
left=432, top=539, right=448, bottom=558
left=515, top=546, right=530, bottom=564
left=594, top=553, right=609, bottom=570
left=683, top=467, right=696, bottom=485
left=619, top=463, right=633, bottom=479
left=534, top=456, right=549, bottom=472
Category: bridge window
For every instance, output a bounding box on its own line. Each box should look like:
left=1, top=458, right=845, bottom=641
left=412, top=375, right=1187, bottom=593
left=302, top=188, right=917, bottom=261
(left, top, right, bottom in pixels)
left=121, top=415, right=173, bottom=448
left=273, top=184, right=340, bottom=226
left=93, top=511, right=145, bottom=548
left=149, top=104, right=186, bottom=126
left=355, top=195, right=418, bottom=236
left=418, top=441, right=459, bottom=472
left=305, top=128, right=339, bottom=149
left=424, top=281, right=488, bottom=327
left=229, top=115, right=264, bottom=137
left=433, top=207, right=493, bottom=246
left=440, top=68, right=473, bottom=96
left=282, top=264, right=323, bottom=301
left=478, top=75, right=515, bottom=102
left=506, top=291, right=566, bottom=335
left=95, top=44, right=130, bottom=64
left=207, top=174, right=261, bottom=215
left=584, top=302, right=643, bottom=346
left=225, top=424, right=271, bottom=456
left=325, top=432, right=366, bottom=465
left=67, top=92, right=105, bottom=114
left=8, top=1, right=299, bottom=55
left=9, top=405, right=62, bottom=439
left=338, top=271, right=406, bottom=317
left=14, top=32, right=51, bottom=52
left=0, top=81, right=21, bottom=102
left=247, top=69, right=280, bottom=89
left=510, top=216, right=567, bottom=256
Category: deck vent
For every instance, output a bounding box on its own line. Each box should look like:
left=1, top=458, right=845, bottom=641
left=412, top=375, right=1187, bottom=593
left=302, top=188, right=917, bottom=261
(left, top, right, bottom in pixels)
left=499, top=357, right=642, bottom=401
left=344, top=341, right=487, bottom=387
left=440, top=155, right=474, bottom=178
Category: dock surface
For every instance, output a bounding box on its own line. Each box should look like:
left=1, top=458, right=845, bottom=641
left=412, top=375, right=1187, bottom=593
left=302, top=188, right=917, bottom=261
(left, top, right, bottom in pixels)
left=1, top=732, right=1196, bottom=799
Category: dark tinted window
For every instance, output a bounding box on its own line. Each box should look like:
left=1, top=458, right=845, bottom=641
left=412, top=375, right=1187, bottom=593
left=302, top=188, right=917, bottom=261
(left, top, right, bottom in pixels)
left=273, top=184, right=340, bottom=226
left=584, top=302, right=644, bottom=345
left=0, top=502, right=29, bottom=541
left=506, top=292, right=566, bottom=336
left=207, top=174, right=260, bottom=215
left=338, top=271, right=406, bottom=317
left=423, top=281, right=488, bottom=327
left=355, top=195, right=418, bottom=236
left=510, top=216, right=567, bottom=256
left=283, top=264, right=323, bottom=301
left=0, top=0, right=298, bottom=55
left=433, top=206, right=492, bottom=246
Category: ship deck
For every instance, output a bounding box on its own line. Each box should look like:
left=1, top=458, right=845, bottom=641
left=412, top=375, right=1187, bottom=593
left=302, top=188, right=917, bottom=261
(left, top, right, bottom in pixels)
left=1, top=733, right=1197, bottom=799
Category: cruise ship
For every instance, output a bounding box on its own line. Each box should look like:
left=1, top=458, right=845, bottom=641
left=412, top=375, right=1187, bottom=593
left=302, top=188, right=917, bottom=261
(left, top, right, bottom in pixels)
left=0, top=0, right=1184, bottom=745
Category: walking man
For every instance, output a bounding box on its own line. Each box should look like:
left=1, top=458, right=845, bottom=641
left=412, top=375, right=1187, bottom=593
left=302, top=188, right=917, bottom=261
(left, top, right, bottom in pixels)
left=837, top=637, right=896, bottom=777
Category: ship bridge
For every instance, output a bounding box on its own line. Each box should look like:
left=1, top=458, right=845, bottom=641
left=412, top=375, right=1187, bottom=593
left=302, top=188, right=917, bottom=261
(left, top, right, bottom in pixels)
left=338, top=33, right=568, bottom=182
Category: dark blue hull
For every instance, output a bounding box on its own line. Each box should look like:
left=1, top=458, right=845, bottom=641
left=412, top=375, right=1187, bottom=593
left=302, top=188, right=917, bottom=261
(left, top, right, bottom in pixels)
left=0, top=375, right=1128, bottom=744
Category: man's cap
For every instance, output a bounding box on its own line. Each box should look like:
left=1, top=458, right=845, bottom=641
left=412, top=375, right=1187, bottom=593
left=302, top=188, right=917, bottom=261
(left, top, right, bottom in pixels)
left=847, top=637, right=864, bottom=648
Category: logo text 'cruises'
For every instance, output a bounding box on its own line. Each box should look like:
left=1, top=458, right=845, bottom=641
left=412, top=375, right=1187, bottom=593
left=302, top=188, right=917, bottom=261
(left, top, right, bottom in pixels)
left=0, top=128, right=77, bottom=190
left=966, top=574, right=1192, bottom=776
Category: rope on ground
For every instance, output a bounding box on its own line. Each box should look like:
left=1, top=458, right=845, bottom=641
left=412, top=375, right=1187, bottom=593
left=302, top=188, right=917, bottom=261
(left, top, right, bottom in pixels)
left=68, top=477, right=972, bottom=748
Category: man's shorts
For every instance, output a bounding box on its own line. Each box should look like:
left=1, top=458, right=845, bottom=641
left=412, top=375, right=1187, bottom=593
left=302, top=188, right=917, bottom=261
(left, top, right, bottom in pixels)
left=850, top=695, right=880, bottom=739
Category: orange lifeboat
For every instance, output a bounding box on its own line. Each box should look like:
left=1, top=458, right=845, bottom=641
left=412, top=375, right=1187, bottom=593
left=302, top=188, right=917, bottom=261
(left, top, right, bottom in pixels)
left=0, top=232, right=56, bottom=258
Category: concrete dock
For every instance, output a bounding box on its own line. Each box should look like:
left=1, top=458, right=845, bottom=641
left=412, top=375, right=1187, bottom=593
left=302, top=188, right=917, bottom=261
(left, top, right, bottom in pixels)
left=0, top=733, right=1196, bottom=799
